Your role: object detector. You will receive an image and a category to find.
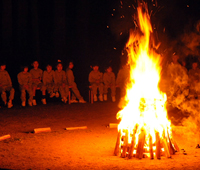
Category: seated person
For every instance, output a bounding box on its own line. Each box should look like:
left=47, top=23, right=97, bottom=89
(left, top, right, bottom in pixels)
left=17, top=65, right=33, bottom=107
left=30, top=61, right=46, bottom=105
left=0, top=62, right=15, bottom=108
left=116, top=63, right=130, bottom=108
left=54, top=62, right=69, bottom=103
left=103, top=66, right=116, bottom=102
left=43, top=64, right=57, bottom=98
left=88, top=63, right=103, bottom=102
left=66, top=61, right=86, bottom=103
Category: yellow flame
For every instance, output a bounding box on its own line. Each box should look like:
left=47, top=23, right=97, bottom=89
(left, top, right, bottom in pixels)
left=117, top=3, right=171, bottom=146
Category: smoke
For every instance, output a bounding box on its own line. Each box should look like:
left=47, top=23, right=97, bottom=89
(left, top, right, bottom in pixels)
left=161, top=20, right=200, bottom=144
left=180, top=32, right=200, bottom=57
left=171, top=20, right=200, bottom=63
left=166, top=20, right=200, bottom=62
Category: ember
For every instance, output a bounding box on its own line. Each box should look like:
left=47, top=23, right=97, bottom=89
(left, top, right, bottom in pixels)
left=114, top=2, right=179, bottom=159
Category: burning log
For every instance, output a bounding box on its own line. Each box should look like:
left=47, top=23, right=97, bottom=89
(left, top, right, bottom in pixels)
left=128, top=129, right=137, bottom=159
left=167, top=131, right=176, bottom=154
left=0, top=134, right=11, bottom=141
left=34, top=127, right=51, bottom=134
left=121, top=130, right=128, bottom=158
left=136, top=130, right=145, bottom=159
left=171, top=137, right=179, bottom=152
left=114, top=130, right=121, bottom=156
left=149, top=135, right=154, bottom=159
left=114, top=129, right=179, bottom=159
left=162, top=138, right=171, bottom=158
left=168, top=139, right=176, bottom=155
left=156, top=132, right=161, bottom=159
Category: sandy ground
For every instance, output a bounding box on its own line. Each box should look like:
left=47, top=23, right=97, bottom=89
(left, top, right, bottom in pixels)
left=0, top=101, right=200, bottom=170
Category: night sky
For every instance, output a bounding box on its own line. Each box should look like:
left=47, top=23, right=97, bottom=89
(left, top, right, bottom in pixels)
left=0, top=0, right=200, bottom=101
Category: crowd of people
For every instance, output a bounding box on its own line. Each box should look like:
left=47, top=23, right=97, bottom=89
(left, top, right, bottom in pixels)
left=0, top=60, right=88, bottom=108
left=0, top=60, right=130, bottom=108
left=1, top=53, right=198, bottom=109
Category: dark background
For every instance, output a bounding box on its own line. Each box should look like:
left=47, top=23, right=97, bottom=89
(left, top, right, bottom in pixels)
left=0, top=0, right=200, bottom=102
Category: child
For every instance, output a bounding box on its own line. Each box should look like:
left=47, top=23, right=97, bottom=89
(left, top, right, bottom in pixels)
left=29, top=61, right=46, bottom=105
left=103, top=66, right=116, bottom=102
left=17, top=66, right=33, bottom=107
left=43, top=64, right=56, bottom=98
left=66, top=61, right=86, bottom=103
left=0, top=62, right=15, bottom=108
left=54, top=62, right=69, bottom=103
left=88, top=64, right=103, bottom=102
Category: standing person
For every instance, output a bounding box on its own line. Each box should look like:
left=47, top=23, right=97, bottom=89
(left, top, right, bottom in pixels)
left=116, top=64, right=130, bottom=108
left=66, top=61, right=86, bottom=103
left=103, top=66, right=116, bottom=102
left=17, top=66, right=33, bottom=107
left=43, top=64, right=56, bottom=98
left=54, top=62, right=69, bottom=103
left=30, top=61, right=46, bottom=105
left=89, top=64, right=104, bottom=102
left=0, top=62, right=15, bottom=108
left=188, top=60, right=200, bottom=98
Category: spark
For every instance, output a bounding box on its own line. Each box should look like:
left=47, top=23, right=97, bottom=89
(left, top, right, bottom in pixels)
left=163, top=27, right=165, bottom=33
left=134, top=20, right=138, bottom=27
left=150, top=10, right=153, bottom=17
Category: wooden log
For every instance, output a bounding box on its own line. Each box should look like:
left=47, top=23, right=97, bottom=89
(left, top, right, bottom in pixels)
left=149, top=135, right=154, bottom=159
left=156, top=132, right=161, bottom=159
left=136, top=130, right=145, bottom=159
left=163, top=138, right=171, bottom=158
left=0, top=134, right=11, bottom=141
left=108, top=123, right=118, bottom=128
left=167, top=131, right=176, bottom=154
left=128, top=129, right=136, bottom=159
left=114, top=130, right=121, bottom=156
left=121, top=130, right=128, bottom=158
left=168, top=137, right=176, bottom=155
left=34, top=127, right=51, bottom=134
left=65, top=126, right=87, bottom=130
left=171, top=138, right=179, bottom=152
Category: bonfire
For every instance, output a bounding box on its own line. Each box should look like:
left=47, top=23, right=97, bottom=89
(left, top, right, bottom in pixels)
left=114, top=2, right=179, bottom=159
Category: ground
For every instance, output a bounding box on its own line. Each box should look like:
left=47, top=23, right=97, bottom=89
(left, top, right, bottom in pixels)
left=0, top=101, right=200, bottom=170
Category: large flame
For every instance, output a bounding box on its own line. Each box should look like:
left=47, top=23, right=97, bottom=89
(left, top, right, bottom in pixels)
left=116, top=3, right=171, bottom=152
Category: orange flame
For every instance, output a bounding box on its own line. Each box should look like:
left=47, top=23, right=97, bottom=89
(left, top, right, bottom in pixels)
left=117, top=3, right=171, bottom=152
